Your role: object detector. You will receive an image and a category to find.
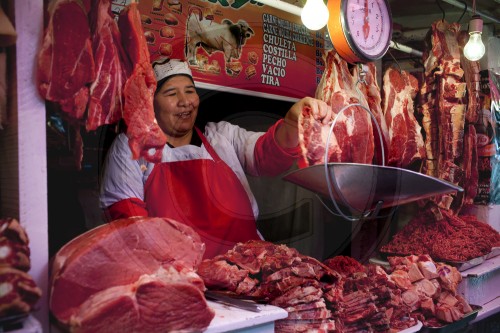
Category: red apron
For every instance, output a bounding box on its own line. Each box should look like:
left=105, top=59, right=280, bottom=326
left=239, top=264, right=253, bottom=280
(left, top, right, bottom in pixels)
left=144, top=127, right=260, bottom=259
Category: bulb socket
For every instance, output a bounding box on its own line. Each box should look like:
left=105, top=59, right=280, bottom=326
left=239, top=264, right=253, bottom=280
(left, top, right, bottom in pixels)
left=468, top=15, right=483, bottom=34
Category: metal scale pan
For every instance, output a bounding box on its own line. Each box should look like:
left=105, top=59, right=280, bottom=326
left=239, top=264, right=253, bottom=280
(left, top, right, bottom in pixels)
left=284, top=103, right=463, bottom=220
left=283, top=163, right=463, bottom=214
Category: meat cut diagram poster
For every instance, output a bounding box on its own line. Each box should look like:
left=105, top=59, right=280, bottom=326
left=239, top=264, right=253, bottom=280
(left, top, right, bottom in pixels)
left=112, top=0, right=325, bottom=101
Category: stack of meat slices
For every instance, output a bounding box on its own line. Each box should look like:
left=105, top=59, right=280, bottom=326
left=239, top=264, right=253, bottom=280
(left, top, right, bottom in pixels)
left=197, top=240, right=341, bottom=332
left=324, top=256, right=416, bottom=332
left=198, top=241, right=420, bottom=332
left=0, top=218, right=42, bottom=318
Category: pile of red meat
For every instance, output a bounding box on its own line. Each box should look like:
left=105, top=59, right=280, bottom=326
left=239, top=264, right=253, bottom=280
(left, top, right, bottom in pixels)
left=49, top=217, right=214, bottom=333
left=0, top=218, right=42, bottom=317
left=387, top=255, right=473, bottom=327
left=380, top=208, right=500, bottom=262
left=197, top=241, right=417, bottom=333
left=37, top=0, right=166, bottom=163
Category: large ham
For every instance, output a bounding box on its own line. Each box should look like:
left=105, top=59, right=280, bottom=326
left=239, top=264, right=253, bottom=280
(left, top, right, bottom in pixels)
left=118, top=3, right=167, bottom=163
left=50, top=217, right=214, bottom=333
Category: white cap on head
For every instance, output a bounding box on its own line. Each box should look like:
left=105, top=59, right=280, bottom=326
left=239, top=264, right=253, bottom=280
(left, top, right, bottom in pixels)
left=152, top=58, right=193, bottom=83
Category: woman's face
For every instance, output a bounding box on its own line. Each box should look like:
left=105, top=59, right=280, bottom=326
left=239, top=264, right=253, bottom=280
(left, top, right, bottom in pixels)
left=154, top=75, right=199, bottom=138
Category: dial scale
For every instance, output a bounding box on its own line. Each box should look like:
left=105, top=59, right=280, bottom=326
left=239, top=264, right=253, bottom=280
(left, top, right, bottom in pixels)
left=327, top=0, right=392, bottom=64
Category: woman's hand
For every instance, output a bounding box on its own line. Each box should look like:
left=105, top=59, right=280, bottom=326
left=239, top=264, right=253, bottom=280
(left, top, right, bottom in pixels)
left=276, top=97, right=332, bottom=149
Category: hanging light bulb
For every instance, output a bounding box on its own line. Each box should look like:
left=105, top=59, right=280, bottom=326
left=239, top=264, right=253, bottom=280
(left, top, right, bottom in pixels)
left=463, top=15, right=486, bottom=61
left=301, top=0, right=329, bottom=31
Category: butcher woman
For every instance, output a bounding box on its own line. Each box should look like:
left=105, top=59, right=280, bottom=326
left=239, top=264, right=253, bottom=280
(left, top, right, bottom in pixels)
left=100, top=58, right=332, bottom=259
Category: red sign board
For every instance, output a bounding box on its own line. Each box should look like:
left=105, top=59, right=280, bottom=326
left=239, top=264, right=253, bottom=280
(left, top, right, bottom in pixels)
left=112, top=0, right=324, bottom=101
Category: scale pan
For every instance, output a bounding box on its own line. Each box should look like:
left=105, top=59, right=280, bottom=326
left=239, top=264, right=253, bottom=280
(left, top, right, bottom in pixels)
left=283, top=163, right=463, bottom=213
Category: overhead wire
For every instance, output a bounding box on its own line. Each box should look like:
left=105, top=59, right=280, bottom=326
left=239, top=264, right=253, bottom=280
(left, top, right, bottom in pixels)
left=457, top=1, right=468, bottom=23
left=436, top=0, right=446, bottom=22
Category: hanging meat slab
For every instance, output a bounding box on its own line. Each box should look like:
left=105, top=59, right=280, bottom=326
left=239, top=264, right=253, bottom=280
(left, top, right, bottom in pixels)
left=382, top=67, right=425, bottom=168
left=50, top=217, right=214, bottom=333
left=85, top=0, right=129, bottom=131
left=37, top=0, right=95, bottom=120
left=118, top=3, right=167, bottom=163
left=353, top=62, right=390, bottom=165
left=299, top=50, right=374, bottom=167
left=419, top=20, right=469, bottom=211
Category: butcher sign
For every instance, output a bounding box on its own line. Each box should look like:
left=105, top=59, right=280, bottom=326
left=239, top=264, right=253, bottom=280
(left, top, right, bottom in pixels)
left=112, top=0, right=325, bottom=101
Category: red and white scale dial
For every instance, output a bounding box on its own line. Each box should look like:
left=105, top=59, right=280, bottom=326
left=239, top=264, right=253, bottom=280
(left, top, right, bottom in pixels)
left=327, top=0, right=392, bottom=64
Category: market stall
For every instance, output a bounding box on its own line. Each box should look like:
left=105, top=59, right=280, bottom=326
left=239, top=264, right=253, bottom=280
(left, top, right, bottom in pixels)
left=0, top=0, right=499, bottom=332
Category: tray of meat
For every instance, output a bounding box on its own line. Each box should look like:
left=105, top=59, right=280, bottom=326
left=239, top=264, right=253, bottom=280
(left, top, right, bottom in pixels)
left=419, top=305, right=481, bottom=333
left=444, top=256, right=485, bottom=272
left=485, top=246, right=500, bottom=260
left=377, top=251, right=486, bottom=272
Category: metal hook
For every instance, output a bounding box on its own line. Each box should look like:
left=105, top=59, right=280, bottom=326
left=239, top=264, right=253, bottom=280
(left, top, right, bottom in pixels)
left=436, top=0, right=446, bottom=22
left=387, top=48, right=403, bottom=74
left=356, top=63, right=368, bottom=84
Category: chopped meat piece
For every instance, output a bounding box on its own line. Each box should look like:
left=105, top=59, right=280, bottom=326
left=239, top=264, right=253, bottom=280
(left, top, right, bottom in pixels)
left=407, top=263, right=425, bottom=282
left=390, top=270, right=412, bottom=290
left=196, top=259, right=248, bottom=292
left=0, top=267, right=42, bottom=317
left=413, top=279, right=439, bottom=298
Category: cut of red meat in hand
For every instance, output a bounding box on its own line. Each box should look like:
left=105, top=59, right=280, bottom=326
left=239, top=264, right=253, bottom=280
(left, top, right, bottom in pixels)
left=300, top=50, right=374, bottom=167
left=37, top=0, right=95, bottom=119
left=118, top=3, right=167, bottom=162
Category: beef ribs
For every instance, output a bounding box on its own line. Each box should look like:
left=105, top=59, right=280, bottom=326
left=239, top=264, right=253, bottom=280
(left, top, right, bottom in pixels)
left=118, top=3, right=167, bottom=163
left=37, top=0, right=95, bottom=119
left=50, top=217, right=214, bottom=332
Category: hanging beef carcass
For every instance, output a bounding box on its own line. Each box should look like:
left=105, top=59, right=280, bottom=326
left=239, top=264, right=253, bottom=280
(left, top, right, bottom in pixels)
left=457, top=31, right=481, bottom=206
left=118, top=3, right=167, bottom=163
left=419, top=20, right=468, bottom=211
left=85, top=0, right=129, bottom=131
left=50, top=217, right=214, bottom=333
left=382, top=67, right=426, bottom=168
left=37, top=0, right=95, bottom=120
left=299, top=50, right=375, bottom=167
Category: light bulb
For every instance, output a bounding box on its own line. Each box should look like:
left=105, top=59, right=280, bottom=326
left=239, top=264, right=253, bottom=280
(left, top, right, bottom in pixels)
left=463, top=15, right=486, bottom=62
left=301, top=0, right=329, bottom=31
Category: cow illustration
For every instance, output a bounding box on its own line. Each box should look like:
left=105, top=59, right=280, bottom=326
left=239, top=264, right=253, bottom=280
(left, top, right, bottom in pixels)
left=185, top=8, right=254, bottom=75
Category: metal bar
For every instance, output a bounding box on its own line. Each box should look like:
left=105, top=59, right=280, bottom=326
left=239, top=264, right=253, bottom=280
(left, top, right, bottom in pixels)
left=389, top=40, right=424, bottom=57
left=441, top=0, right=500, bottom=24
left=255, top=0, right=302, bottom=16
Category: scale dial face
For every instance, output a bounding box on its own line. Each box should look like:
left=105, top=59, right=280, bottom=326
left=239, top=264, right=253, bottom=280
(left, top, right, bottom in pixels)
left=327, top=0, right=392, bottom=63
